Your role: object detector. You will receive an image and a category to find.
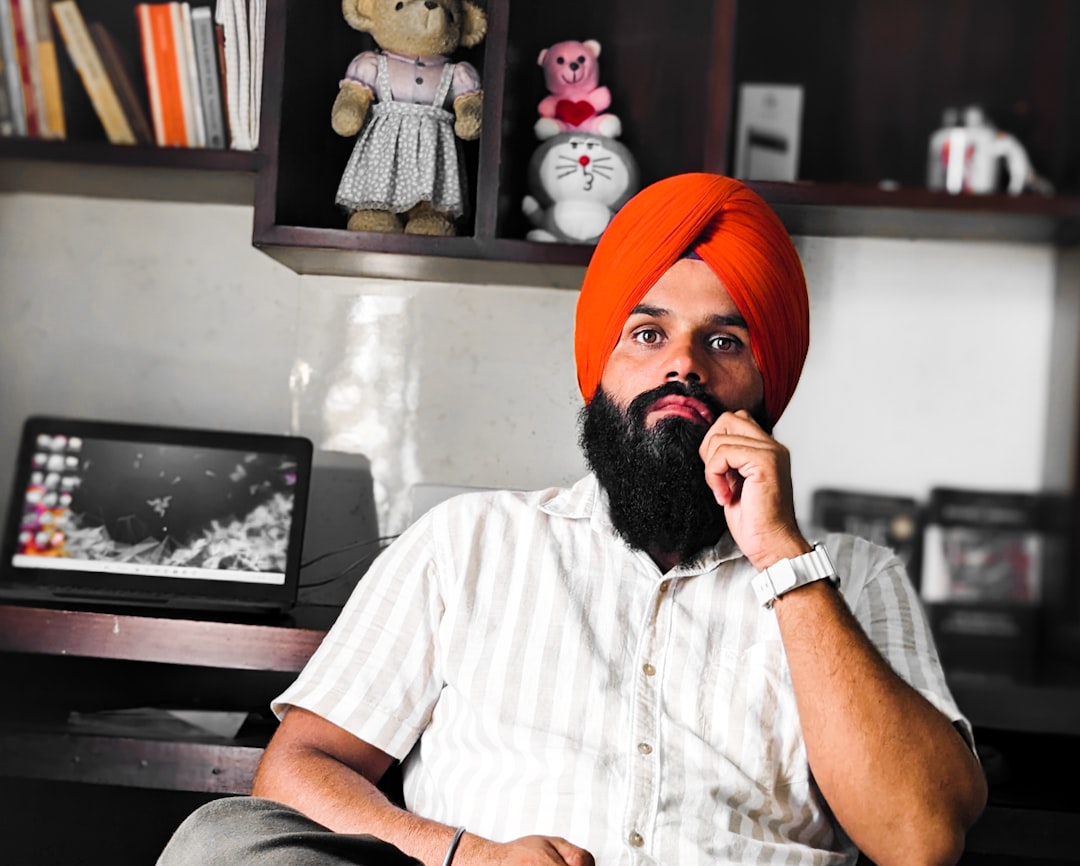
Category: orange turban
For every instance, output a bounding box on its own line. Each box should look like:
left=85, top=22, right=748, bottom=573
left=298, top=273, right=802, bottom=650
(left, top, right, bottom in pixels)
left=574, top=173, right=809, bottom=425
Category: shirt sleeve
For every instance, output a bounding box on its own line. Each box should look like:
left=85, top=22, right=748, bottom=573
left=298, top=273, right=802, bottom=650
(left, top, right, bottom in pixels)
left=341, top=51, right=379, bottom=90
left=450, top=61, right=481, bottom=100
left=272, top=509, right=448, bottom=761
left=828, top=533, right=976, bottom=749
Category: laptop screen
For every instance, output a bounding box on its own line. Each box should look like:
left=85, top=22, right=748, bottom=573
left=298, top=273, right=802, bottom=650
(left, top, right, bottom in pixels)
left=1, top=416, right=313, bottom=614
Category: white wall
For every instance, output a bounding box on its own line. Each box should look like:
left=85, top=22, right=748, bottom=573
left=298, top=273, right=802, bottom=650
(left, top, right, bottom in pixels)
left=0, top=188, right=1077, bottom=540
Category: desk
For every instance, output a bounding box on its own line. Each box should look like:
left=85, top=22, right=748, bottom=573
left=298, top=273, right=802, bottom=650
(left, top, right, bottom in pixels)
left=1, top=604, right=1077, bottom=864
left=0, top=603, right=327, bottom=795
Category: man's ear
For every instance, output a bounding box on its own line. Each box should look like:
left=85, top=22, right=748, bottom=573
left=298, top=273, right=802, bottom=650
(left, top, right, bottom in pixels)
left=459, top=1, right=488, bottom=47
left=342, top=0, right=377, bottom=33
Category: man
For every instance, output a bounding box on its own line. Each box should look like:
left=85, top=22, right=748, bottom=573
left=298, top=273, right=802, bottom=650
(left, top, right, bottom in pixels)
left=158, top=173, right=986, bottom=866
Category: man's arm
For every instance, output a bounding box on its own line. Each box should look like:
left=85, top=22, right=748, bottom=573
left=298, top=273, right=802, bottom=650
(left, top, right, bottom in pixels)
left=252, top=706, right=594, bottom=866
left=699, top=410, right=987, bottom=866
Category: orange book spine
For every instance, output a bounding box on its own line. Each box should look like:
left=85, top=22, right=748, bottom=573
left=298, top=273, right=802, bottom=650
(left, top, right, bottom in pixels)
left=145, top=2, right=184, bottom=146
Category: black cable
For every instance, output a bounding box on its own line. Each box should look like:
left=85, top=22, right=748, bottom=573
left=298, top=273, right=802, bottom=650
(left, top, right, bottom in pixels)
left=297, top=535, right=399, bottom=589
left=299, top=535, right=400, bottom=570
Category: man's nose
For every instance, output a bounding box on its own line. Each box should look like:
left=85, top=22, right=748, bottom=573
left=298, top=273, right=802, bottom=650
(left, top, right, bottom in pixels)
left=663, top=339, right=706, bottom=384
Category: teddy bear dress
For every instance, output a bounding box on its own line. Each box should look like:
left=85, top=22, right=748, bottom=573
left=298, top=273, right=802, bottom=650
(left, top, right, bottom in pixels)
left=335, top=52, right=466, bottom=219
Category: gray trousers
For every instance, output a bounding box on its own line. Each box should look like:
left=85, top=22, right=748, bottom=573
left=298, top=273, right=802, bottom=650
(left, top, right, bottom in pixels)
left=156, top=796, right=422, bottom=865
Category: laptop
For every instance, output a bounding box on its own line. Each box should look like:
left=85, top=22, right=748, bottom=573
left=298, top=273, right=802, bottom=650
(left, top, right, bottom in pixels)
left=0, top=416, right=313, bottom=617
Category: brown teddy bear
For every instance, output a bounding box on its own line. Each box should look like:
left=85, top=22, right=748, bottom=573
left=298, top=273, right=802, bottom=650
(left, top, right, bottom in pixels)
left=331, top=0, right=487, bottom=236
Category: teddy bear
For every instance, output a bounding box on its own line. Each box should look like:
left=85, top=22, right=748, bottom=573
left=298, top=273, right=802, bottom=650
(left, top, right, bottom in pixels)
left=331, top=0, right=487, bottom=236
left=534, top=39, right=621, bottom=141
left=521, top=132, right=639, bottom=244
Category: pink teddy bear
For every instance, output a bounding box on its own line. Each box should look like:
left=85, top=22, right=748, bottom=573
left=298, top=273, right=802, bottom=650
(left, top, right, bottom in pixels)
left=535, top=39, right=622, bottom=140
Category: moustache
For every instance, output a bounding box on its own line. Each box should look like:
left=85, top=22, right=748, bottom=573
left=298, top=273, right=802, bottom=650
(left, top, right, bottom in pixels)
left=626, top=381, right=727, bottom=429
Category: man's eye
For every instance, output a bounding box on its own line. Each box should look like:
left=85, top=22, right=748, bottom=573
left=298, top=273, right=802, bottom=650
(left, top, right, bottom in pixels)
left=633, top=328, right=662, bottom=345
left=709, top=335, right=740, bottom=351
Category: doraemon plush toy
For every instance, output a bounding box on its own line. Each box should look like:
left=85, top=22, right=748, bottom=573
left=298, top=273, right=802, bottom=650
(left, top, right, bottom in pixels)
left=522, top=132, right=638, bottom=244
left=534, top=39, right=621, bottom=140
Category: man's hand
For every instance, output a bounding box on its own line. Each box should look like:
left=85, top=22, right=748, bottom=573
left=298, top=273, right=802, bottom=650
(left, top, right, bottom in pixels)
left=461, top=833, right=595, bottom=866
left=697, top=409, right=809, bottom=570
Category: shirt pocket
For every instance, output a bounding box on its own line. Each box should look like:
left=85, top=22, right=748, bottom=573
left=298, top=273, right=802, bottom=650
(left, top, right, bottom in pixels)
left=700, top=639, right=809, bottom=796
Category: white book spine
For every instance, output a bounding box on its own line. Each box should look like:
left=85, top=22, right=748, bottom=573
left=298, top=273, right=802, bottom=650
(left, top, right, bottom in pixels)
left=223, top=0, right=250, bottom=150
left=247, top=0, right=263, bottom=147
left=179, top=2, right=204, bottom=146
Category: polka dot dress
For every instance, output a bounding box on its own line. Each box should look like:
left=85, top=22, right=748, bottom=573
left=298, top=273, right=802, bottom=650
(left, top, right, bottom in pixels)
left=335, top=53, right=465, bottom=218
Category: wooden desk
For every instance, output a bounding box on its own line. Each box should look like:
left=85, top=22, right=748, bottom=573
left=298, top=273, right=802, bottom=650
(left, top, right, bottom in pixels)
left=0, top=603, right=327, bottom=795
left=2, top=604, right=1077, bottom=863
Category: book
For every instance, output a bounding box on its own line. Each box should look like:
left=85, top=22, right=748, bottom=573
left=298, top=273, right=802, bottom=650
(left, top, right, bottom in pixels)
left=926, top=600, right=1039, bottom=683
left=215, top=0, right=251, bottom=149
left=0, top=14, right=14, bottom=134
left=171, top=1, right=203, bottom=146
left=811, top=488, right=923, bottom=588
left=136, top=2, right=185, bottom=146
left=88, top=20, right=153, bottom=145
left=9, top=0, right=40, bottom=136
left=247, top=0, right=263, bottom=146
left=31, top=0, right=64, bottom=138
left=0, top=0, right=27, bottom=135
left=190, top=4, right=224, bottom=148
left=920, top=488, right=1049, bottom=604
left=51, top=0, right=136, bottom=144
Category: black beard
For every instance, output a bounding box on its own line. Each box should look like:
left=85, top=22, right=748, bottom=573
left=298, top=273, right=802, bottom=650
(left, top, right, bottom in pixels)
left=579, top=382, right=737, bottom=566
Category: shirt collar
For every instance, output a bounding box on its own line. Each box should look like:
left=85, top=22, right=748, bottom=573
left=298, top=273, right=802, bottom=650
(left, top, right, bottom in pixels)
left=540, top=474, right=745, bottom=573
left=382, top=49, right=449, bottom=67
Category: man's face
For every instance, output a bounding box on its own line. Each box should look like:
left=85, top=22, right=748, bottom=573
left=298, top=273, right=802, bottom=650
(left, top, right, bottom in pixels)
left=598, top=258, right=764, bottom=425
left=580, top=259, right=768, bottom=564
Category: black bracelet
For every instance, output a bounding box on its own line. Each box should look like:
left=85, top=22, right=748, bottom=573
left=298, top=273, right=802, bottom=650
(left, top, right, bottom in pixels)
left=442, top=826, right=466, bottom=866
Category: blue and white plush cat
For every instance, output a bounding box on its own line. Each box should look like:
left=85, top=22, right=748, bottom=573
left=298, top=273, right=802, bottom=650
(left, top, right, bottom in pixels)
left=522, top=132, right=639, bottom=244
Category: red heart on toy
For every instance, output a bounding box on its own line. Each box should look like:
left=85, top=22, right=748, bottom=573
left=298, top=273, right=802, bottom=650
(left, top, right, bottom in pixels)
left=555, top=99, right=596, bottom=126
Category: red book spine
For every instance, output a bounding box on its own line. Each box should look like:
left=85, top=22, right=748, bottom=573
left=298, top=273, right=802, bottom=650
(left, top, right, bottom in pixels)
left=8, top=0, right=39, bottom=136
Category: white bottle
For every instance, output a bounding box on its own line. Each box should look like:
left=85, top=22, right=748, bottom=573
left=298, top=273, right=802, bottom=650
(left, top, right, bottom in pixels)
left=927, top=107, right=960, bottom=192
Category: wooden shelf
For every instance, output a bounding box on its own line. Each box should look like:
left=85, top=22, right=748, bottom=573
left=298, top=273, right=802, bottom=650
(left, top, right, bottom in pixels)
left=0, top=604, right=325, bottom=673
left=0, top=727, right=263, bottom=794
left=750, top=182, right=1080, bottom=245
left=0, top=138, right=261, bottom=173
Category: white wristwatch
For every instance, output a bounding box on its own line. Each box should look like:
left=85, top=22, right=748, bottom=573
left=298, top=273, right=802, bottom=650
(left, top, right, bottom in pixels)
left=751, top=543, right=840, bottom=609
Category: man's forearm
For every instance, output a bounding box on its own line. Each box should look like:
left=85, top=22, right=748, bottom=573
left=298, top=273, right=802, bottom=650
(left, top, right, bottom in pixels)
left=253, top=739, right=461, bottom=864
left=251, top=709, right=595, bottom=866
left=773, top=580, right=987, bottom=866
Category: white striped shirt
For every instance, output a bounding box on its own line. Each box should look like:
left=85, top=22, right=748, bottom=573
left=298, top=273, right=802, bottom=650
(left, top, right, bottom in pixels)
left=274, top=474, right=968, bottom=866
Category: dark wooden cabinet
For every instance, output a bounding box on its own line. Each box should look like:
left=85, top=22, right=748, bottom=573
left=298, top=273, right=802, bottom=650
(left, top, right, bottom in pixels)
left=249, top=0, right=1080, bottom=283
left=5, top=0, right=1080, bottom=270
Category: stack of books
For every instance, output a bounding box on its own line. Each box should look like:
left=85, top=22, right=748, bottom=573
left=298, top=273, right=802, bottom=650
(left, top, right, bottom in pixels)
left=0, top=0, right=66, bottom=139
left=0, top=0, right=264, bottom=150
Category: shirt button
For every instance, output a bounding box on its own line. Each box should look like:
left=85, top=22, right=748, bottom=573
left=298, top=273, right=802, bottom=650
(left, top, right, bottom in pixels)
left=659, top=581, right=670, bottom=593
left=415, top=77, right=424, bottom=85
left=628, top=831, right=644, bottom=847
left=637, top=742, right=653, bottom=755
left=642, top=663, right=656, bottom=677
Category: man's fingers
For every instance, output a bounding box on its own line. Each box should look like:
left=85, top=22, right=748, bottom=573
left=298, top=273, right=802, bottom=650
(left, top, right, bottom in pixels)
left=548, top=836, right=595, bottom=866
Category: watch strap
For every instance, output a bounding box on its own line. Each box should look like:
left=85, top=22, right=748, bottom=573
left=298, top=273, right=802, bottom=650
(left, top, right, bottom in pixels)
left=751, top=543, right=839, bottom=608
